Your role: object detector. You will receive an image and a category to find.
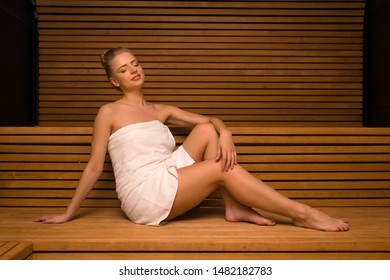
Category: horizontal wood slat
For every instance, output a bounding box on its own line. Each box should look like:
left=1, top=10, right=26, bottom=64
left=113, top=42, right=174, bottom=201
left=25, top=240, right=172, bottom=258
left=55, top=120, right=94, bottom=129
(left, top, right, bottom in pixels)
left=35, top=0, right=366, bottom=127
left=1, top=126, right=389, bottom=207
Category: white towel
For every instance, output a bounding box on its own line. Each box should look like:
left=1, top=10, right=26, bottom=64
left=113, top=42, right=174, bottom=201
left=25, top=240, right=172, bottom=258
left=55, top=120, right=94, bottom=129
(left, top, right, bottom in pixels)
left=108, top=120, right=194, bottom=226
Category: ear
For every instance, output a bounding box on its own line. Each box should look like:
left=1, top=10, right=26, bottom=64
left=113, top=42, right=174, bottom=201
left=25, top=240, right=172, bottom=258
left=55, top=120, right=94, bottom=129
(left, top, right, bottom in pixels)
left=109, top=77, right=120, bottom=88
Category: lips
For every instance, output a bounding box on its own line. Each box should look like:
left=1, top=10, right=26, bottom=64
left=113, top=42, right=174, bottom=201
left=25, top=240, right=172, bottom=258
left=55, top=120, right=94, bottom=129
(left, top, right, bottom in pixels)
left=131, top=75, right=141, bottom=81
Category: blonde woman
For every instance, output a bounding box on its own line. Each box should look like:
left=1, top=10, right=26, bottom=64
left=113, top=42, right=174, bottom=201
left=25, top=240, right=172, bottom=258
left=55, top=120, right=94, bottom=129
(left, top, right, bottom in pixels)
left=35, top=48, right=349, bottom=232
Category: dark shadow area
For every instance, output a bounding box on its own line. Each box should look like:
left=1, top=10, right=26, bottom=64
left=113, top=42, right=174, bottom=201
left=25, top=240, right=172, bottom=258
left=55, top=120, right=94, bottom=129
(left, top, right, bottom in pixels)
left=364, top=0, right=390, bottom=126
left=0, top=0, right=38, bottom=126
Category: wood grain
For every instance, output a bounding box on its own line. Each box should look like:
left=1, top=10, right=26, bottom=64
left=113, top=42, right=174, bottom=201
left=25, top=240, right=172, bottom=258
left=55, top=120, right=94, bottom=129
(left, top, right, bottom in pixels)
left=35, top=0, right=366, bottom=126
left=0, top=126, right=389, bottom=207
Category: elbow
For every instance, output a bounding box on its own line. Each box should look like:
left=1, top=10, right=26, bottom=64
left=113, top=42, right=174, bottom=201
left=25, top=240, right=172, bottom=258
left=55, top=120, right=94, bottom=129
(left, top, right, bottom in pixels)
left=92, top=167, right=104, bottom=176
left=86, top=161, right=104, bottom=176
left=92, top=165, right=104, bottom=176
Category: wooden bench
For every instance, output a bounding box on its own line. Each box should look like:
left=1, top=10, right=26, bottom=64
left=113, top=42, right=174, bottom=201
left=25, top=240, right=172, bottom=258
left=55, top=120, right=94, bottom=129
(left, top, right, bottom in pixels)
left=3, top=0, right=389, bottom=261
left=0, top=126, right=389, bottom=259
left=0, top=242, right=33, bottom=260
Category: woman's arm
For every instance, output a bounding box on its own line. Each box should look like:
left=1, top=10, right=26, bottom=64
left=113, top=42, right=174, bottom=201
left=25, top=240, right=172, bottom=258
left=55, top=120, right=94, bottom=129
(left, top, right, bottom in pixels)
left=208, top=117, right=237, bottom=171
left=159, top=104, right=237, bottom=171
left=34, top=106, right=113, bottom=223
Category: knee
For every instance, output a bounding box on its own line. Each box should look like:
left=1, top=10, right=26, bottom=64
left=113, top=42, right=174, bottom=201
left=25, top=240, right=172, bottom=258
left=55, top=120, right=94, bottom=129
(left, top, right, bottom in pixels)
left=193, top=123, right=218, bottom=138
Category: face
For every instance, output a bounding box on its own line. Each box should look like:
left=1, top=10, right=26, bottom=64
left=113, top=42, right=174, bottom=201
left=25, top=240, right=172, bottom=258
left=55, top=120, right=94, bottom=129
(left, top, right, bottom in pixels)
left=109, top=51, right=145, bottom=90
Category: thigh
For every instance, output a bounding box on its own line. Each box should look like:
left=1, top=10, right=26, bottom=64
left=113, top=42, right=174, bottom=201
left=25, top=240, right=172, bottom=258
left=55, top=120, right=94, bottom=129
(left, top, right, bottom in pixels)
left=166, top=159, right=222, bottom=220
left=182, top=123, right=218, bottom=162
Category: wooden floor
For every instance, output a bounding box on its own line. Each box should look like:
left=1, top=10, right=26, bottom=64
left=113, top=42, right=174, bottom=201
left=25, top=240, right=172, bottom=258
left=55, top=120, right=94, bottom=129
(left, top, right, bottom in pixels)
left=0, top=207, right=389, bottom=260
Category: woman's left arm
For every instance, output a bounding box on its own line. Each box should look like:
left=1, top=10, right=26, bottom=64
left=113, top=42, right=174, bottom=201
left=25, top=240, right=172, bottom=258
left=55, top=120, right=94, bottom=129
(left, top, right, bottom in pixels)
left=160, top=104, right=237, bottom=171
left=206, top=117, right=237, bottom=171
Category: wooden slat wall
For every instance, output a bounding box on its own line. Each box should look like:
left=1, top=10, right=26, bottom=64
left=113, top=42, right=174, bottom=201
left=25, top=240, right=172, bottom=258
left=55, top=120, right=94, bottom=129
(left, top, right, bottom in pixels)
left=36, top=0, right=366, bottom=127
left=1, top=126, right=389, bottom=208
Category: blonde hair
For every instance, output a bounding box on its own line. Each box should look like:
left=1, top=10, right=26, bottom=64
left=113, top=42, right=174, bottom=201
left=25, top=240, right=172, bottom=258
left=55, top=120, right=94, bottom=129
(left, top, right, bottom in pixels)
left=100, top=47, right=133, bottom=79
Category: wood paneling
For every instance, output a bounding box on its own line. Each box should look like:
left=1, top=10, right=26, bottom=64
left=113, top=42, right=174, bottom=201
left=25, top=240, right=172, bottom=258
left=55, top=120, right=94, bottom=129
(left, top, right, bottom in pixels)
left=1, top=126, right=388, bottom=207
left=35, top=0, right=366, bottom=126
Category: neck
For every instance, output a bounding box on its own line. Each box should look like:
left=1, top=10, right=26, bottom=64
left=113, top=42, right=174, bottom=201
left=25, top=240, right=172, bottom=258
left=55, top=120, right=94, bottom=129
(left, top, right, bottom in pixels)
left=117, top=91, right=145, bottom=106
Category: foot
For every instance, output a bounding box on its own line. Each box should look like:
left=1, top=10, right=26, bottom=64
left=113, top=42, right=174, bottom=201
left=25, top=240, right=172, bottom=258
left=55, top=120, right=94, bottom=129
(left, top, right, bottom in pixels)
left=225, top=204, right=276, bottom=226
left=292, top=206, right=350, bottom=232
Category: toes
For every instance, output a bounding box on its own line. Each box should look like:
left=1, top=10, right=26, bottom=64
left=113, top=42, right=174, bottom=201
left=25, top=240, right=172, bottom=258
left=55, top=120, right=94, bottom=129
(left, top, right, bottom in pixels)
left=261, top=219, right=276, bottom=226
left=335, top=221, right=350, bottom=232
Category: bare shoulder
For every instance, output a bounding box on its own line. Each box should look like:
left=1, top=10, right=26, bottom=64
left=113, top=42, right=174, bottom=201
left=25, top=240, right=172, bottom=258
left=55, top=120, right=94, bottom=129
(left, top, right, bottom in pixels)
left=151, top=103, right=177, bottom=120
left=153, top=103, right=178, bottom=114
left=153, top=103, right=172, bottom=110
left=93, top=103, right=116, bottom=130
left=98, top=103, right=116, bottom=115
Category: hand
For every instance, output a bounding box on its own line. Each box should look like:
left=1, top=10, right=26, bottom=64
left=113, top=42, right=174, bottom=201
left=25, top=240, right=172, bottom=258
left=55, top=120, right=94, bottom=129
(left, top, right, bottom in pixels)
left=33, top=213, right=72, bottom=224
left=215, top=129, right=237, bottom=171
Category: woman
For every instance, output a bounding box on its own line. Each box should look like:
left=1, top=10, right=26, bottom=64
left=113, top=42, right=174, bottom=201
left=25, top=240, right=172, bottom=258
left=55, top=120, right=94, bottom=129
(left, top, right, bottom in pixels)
left=34, top=47, right=349, bottom=231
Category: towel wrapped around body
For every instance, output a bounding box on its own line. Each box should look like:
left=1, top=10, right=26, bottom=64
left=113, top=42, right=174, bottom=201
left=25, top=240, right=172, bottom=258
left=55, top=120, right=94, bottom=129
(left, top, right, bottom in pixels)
left=108, top=120, right=194, bottom=226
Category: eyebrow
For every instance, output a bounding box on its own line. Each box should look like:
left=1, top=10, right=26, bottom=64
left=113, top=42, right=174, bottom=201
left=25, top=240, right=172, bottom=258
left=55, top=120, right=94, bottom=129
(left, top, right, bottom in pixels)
left=117, top=59, right=137, bottom=71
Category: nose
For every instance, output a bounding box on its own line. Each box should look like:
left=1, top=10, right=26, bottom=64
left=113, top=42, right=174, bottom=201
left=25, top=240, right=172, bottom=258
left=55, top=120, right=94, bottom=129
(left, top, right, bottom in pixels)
left=130, top=65, right=138, bottom=74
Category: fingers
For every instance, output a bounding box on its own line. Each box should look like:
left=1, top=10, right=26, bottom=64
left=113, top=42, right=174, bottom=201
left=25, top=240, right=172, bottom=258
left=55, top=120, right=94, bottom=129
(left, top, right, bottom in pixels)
left=230, top=151, right=237, bottom=170
left=217, top=147, right=237, bottom=171
left=33, top=216, right=48, bottom=222
left=33, top=215, right=65, bottom=224
left=33, top=215, right=54, bottom=223
left=215, top=147, right=221, bottom=162
left=216, top=134, right=238, bottom=171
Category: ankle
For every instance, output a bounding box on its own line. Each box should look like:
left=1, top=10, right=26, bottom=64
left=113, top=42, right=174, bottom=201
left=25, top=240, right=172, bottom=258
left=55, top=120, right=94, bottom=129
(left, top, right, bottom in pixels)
left=291, top=205, right=312, bottom=221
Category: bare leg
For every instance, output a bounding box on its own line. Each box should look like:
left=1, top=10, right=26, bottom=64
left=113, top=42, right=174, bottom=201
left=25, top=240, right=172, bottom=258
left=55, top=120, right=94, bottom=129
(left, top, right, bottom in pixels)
left=219, top=187, right=276, bottom=226
left=169, top=159, right=349, bottom=232
left=180, top=123, right=275, bottom=226
left=167, top=124, right=349, bottom=232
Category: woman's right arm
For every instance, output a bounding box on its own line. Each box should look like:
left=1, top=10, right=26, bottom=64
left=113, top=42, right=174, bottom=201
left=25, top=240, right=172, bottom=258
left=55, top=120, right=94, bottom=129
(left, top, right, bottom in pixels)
left=33, top=106, right=113, bottom=223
